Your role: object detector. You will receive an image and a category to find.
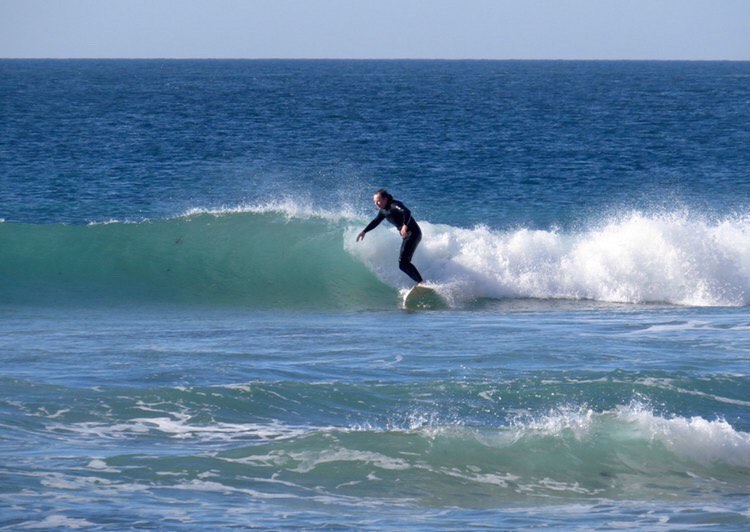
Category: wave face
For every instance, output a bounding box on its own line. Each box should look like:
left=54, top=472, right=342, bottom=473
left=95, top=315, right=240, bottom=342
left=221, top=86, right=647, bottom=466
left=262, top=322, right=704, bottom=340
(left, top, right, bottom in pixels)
left=0, top=207, right=389, bottom=309
left=3, top=207, right=750, bottom=308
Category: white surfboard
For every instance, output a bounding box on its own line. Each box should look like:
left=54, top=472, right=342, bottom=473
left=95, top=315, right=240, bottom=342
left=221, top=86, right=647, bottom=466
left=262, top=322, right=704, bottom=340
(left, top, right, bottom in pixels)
left=402, top=284, right=447, bottom=310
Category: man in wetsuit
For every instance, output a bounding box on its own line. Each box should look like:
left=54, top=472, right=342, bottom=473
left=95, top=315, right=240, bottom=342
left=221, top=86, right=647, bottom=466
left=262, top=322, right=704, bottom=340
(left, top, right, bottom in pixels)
left=356, top=189, right=424, bottom=284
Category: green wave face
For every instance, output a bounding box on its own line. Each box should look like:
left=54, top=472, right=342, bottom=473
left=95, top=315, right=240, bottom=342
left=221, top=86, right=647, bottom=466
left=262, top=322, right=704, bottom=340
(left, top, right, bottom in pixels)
left=0, top=212, right=393, bottom=309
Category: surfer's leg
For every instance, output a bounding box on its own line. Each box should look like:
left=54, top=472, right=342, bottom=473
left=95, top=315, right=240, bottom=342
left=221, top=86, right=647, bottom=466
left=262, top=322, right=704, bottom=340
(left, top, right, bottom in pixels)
left=399, top=231, right=423, bottom=283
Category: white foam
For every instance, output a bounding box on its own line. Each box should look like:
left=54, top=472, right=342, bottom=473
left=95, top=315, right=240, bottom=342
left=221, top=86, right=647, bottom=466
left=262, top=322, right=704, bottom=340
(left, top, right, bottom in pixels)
left=620, top=404, right=750, bottom=468
left=179, top=199, right=361, bottom=223
left=628, top=320, right=709, bottom=334
left=279, top=448, right=412, bottom=474
left=86, top=458, right=121, bottom=473
left=81, top=199, right=363, bottom=226
left=346, top=210, right=750, bottom=306
left=16, top=515, right=95, bottom=529
left=496, top=403, right=750, bottom=469
left=86, top=217, right=147, bottom=226
left=49, top=414, right=310, bottom=443
left=517, top=406, right=595, bottom=440
left=170, top=479, right=292, bottom=500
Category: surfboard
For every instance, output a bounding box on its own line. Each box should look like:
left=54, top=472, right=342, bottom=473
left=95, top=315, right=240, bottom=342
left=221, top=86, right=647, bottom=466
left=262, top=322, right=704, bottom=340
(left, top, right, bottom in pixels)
left=402, top=284, right=447, bottom=310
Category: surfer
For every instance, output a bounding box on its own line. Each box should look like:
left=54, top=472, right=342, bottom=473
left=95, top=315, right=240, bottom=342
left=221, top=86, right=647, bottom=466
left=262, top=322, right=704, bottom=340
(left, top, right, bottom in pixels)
left=357, top=189, right=424, bottom=284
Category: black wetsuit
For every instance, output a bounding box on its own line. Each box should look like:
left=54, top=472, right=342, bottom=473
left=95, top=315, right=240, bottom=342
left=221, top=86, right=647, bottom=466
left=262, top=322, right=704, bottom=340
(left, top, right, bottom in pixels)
left=362, top=199, right=424, bottom=284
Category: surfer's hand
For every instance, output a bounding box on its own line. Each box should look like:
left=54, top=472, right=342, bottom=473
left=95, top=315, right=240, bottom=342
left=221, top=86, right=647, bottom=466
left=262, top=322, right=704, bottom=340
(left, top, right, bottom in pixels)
left=356, top=231, right=366, bottom=242
left=400, top=226, right=410, bottom=239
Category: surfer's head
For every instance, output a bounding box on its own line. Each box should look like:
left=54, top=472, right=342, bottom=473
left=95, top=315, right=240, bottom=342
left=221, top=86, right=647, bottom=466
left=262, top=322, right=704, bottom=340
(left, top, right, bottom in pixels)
left=373, top=189, right=392, bottom=209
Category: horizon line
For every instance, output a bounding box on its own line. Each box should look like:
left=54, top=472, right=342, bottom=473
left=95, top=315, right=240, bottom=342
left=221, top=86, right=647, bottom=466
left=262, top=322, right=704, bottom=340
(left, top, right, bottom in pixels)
left=2, top=57, right=749, bottom=62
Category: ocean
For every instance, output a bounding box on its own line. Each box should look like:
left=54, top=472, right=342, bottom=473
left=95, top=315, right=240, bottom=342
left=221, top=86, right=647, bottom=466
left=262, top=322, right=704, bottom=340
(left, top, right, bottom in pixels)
left=1, top=59, right=749, bottom=529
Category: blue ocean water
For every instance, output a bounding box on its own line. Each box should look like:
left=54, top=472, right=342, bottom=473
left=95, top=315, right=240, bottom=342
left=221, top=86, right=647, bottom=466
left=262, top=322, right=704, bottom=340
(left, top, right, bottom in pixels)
left=1, top=60, right=749, bottom=529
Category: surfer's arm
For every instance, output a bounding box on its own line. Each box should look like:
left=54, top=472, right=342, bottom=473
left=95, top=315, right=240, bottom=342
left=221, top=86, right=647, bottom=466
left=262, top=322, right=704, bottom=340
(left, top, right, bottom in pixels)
left=357, top=212, right=385, bottom=241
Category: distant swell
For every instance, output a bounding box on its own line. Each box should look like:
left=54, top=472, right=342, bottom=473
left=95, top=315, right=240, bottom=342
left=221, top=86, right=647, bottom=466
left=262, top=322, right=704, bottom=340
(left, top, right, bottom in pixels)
left=3, top=206, right=750, bottom=308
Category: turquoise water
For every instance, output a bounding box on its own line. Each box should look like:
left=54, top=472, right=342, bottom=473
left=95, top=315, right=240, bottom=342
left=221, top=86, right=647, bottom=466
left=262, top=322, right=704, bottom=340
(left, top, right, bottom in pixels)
left=1, top=60, right=749, bottom=529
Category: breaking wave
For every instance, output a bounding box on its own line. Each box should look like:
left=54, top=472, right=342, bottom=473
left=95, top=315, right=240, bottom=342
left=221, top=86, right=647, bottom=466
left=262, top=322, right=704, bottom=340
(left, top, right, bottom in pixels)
left=3, top=204, right=750, bottom=308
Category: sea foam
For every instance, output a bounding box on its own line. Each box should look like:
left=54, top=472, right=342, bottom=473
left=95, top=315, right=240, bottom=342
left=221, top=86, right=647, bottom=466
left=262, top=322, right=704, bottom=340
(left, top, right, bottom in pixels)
left=347, top=210, right=750, bottom=306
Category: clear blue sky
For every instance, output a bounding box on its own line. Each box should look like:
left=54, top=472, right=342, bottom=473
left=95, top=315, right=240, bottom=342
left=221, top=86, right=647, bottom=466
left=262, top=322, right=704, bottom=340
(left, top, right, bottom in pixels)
left=1, top=0, right=748, bottom=60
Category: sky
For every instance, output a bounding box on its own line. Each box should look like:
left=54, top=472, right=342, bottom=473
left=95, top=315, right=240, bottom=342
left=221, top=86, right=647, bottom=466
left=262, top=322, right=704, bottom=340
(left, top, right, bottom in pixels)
left=1, top=0, right=749, bottom=60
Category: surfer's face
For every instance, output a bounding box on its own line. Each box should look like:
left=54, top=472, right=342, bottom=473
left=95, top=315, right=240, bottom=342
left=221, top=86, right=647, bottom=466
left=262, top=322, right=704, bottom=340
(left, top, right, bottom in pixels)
left=374, top=194, right=387, bottom=209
